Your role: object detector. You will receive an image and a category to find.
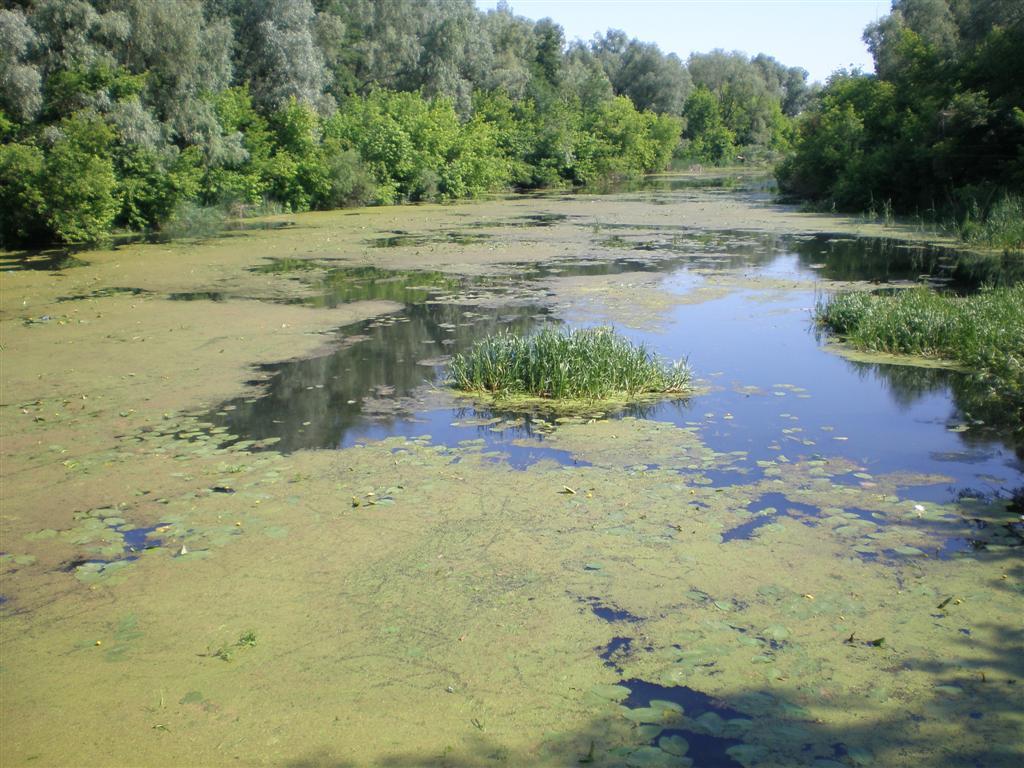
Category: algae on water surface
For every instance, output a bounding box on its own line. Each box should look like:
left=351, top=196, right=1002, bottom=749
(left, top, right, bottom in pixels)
left=1, top=180, right=1021, bottom=767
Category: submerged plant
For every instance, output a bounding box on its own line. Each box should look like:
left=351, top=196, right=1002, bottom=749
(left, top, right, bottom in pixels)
left=448, top=326, right=690, bottom=402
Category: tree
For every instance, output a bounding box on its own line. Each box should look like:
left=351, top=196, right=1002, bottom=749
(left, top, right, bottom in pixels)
left=680, top=87, right=736, bottom=165
left=227, top=0, right=329, bottom=112
left=41, top=109, right=118, bottom=243
left=0, top=8, right=43, bottom=122
left=780, top=0, right=1024, bottom=215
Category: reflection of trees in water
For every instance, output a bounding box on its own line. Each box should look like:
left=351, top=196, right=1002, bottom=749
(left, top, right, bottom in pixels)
left=591, top=228, right=1023, bottom=289
left=790, top=235, right=1022, bottom=289
left=212, top=302, right=552, bottom=453
left=845, top=359, right=1023, bottom=460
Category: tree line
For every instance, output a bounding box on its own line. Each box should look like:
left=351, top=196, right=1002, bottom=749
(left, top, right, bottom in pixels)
left=0, top=0, right=811, bottom=247
left=778, top=0, right=1023, bottom=244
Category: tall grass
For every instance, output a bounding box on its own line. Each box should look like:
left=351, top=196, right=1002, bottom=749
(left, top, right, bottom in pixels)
left=448, top=327, right=690, bottom=401
left=158, top=201, right=227, bottom=241
left=960, top=195, right=1024, bottom=252
left=815, top=285, right=1024, bottom=425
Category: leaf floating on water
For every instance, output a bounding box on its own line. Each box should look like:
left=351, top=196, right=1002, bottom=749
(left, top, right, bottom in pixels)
left=727, top=745, right=768, bottom=764
left=589, top=683, right=631, bottom=702
left=649, top=699, right=683, bottom=715
left=894, top=545, right=925, bottom=556
left=658, top=734, right=689, bottom=757
left=621, top=706, right=665, bottom=723
left=635, top=724, right=664, bottom=741
left=625, top=745, right=684, bottom=767
left=694, top=711, right=726, bottom=735
left=936, top=596, right=953, bottom=610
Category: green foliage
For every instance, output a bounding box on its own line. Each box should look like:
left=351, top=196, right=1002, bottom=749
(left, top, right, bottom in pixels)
left=42, top=110, right=118, bottom=244
left=816, top=285, right=1024, bottom=424
left=679, top=87, right=737, bottom=165
left=158, top=201, right=226, bottom=242
left=43, top=63, right=147, bottom=121
left=687, top=49, right=797, bottom=150
left=449, top=326, right=691, bottom=401
left=0, top=0, right=811, bottom=248
left=780, top=0, right=1024, bottom=226
left=327, top=89, right=509, bottom=202
left=960, top=195, right=1024, bottom=252
left=0, top=141, right=48, bottom=247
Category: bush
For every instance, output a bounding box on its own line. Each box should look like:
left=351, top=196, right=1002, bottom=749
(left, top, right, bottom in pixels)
left=41, top=111, right=118, bottom=244
left=0, top=141, right=49, bottom=246
left=449, top=326, right=690, bottom=401
left=158, top=201, right=226, bottom=241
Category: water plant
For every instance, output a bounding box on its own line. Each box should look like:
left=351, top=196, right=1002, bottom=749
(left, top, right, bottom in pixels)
left=815, top=285, right=1024, bottom=426
left=448, top=327, right=690, bottom=402
left=960, top=195, right=1024, bottom=253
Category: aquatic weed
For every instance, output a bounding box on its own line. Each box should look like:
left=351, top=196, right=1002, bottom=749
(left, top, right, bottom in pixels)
left=815, top=285, right=1024, bottom=425
left=448, top=327, right=690, bottom=401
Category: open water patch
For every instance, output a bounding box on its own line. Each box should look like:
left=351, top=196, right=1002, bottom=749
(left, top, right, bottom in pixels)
left=615, top=678, right=746, bottom=767
left=579, top=595, right=644, bottom=624
left=197, top=232, right=1022, bottom=496
left=721, top=493, right=821, bottom=543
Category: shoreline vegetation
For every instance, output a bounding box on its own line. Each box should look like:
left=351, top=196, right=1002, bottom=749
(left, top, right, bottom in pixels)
left=814, top=285, right=1024, bottom=427
left=449, top=327, right=691, bottom=408
left=1, top=0, right=809, bottom=250
left=776, top=1, right=1023, bottom=252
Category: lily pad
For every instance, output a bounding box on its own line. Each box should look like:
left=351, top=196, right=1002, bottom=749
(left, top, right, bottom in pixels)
left=658, top=734, right=689, bottom=756
left=589, top=683, right=631, bottom=702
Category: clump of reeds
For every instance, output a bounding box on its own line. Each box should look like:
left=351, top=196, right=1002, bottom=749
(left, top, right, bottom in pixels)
left=448, top=326, right=690, bottom=401
left=960, top=195, right=1024, bottom=252
left=815, top=285, right=1024, bottom=424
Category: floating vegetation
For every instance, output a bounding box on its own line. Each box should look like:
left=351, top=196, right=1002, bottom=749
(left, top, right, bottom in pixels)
left=815, top=285, right=1024, bottom=427
left=250, top=257, right=320, bottom=273
left=368, top=231, right=491, bottom=248
left=57, top=287, right=150, bottom=302
left=168, top=291, right=226, bottom=302
left=448, top=327, right=690, bottom=404
left=0, top=250, right=90, bottom=271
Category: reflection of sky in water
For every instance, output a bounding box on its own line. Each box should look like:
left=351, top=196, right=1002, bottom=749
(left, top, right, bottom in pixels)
left=208, top=235, right=1022, bottom=503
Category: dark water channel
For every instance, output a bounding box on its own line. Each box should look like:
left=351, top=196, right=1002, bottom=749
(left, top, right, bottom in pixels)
left=205, top=229, right=1022, bottom=511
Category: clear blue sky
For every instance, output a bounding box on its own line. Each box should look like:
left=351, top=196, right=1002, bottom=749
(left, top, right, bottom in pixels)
left=475, top=0, right=891, bottom=83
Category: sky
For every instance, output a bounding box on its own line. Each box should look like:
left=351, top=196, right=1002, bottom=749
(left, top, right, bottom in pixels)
left=474, top=0, right=892, bottom=83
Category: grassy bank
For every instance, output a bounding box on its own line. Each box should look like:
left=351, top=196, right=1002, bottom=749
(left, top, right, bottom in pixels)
left=815, top=286, right=1024, bottom=426
left=448, top=327, right=690, bottom=403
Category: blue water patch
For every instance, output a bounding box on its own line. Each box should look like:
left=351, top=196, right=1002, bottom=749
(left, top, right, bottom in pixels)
left=579, top=595, right=644, bottom=624
left=721, top=493, right=821, bottom=543
left=199, top=232, right=1022, bottom=502
left=618, top=678, right=745, bottom=767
